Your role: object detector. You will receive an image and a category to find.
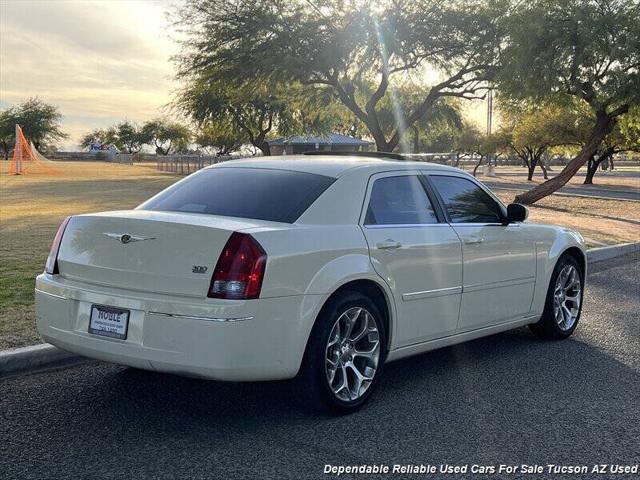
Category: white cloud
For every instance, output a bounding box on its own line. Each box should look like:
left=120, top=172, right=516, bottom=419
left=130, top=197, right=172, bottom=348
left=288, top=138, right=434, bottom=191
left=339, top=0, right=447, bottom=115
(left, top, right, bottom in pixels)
left=0, top=0, right=181, bottom=148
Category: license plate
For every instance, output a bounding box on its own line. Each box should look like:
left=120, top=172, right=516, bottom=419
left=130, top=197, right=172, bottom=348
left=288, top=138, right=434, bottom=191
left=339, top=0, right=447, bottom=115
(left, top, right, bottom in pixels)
left=89, top=305, right=130, bottom=340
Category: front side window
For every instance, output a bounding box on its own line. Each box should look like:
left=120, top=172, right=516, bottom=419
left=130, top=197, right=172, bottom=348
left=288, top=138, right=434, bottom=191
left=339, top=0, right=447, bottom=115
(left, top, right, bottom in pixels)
left=140, top=167, right=335, bottom=223
left=365, top=175, right=438, bottom=225
left=430, top=175, right=503, bottom=224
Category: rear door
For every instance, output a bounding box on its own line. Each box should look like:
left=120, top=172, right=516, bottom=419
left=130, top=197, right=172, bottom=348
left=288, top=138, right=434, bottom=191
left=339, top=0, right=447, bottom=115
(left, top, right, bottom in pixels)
left=361, top=172, right=462, bottom=347
left=426, top=173, right=536, bottom=331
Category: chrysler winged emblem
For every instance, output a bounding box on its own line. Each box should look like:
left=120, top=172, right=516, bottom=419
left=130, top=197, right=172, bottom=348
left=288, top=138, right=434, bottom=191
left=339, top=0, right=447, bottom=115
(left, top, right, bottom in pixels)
left=103, top=232, right=156, bottom=244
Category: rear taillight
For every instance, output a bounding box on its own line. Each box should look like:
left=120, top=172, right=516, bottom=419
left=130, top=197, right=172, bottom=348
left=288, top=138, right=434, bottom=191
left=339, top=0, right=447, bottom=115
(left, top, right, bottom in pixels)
left=45, top=216, right=71, bottom=274
left=208, top=232, right=267, bottom=300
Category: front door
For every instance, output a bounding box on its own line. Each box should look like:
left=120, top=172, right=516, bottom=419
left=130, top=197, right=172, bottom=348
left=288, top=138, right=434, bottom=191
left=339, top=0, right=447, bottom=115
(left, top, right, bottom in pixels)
left=427, top=174, right=536, bottom=331
left=361, top=172, right=463, bottom=347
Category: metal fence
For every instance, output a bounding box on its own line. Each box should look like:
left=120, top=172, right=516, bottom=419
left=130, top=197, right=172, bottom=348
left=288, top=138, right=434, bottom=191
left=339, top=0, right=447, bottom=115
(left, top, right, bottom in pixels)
left=156, top=155, right=232, bottom=175
left=50, top=151, right=133, bottom=163
left=403, top=152, right=457, bottom=164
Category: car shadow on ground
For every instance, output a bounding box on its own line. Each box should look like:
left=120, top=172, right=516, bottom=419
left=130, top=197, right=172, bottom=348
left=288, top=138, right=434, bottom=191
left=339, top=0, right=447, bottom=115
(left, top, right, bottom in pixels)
left=96, top=325, right=636, bottom=432
left=4, top=323, right=638, bottom=478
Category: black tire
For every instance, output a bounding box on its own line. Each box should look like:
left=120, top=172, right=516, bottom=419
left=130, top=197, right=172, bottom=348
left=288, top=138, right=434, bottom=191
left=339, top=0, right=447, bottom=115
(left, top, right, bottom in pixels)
left=529, top=254, right=584, bottom=340
left=297, top=291, right=387, bottom=413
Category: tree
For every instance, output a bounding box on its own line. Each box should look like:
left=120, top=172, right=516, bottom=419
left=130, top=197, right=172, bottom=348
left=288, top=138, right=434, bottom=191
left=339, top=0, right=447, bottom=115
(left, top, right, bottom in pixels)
left=79, top=127, right=118, bottom=149
left=176, top=79, right=350, bottom=155
left=496, top=0, right=640, bottom=204
left=195, top=121, right=245, bottom=155
left=141, top=119, right=192, bottom=155
left=469, top=131, right=509, bottom=176
left=373, top=86, right=463, bottom=152
left=113, top=121, right=145, bottom=154
left=443, top=122, right=503, bottom=175
left=502, top=105, right=581, bottom=181
left=173, top=0, right=503, bottom=152
left=0, top=98, right=67, bottom=157
left=0, top=108, right=15, bottom=160
left=176, top=80, right=294, bottom=155
left=417, top=120, right=463, bottom=154
left=584, top=107, right=640, bottom=184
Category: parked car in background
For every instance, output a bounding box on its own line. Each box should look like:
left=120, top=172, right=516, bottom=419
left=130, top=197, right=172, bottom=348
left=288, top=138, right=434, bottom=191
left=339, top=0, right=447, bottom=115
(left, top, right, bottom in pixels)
left=36, top=154, right=586, bottom=412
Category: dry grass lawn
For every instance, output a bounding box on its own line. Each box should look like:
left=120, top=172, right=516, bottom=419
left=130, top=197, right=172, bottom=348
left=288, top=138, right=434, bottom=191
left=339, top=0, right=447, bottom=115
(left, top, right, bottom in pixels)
left=0, top=160, right=638, bottom=349
left=492, top=190, right=640, bottom=247
left=0, top=161, right=179, bottom=349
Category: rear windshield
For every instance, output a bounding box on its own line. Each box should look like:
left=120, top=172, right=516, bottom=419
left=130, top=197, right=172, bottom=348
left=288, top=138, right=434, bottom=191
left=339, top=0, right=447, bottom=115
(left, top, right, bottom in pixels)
left=139, top=167, right=335, bottom=223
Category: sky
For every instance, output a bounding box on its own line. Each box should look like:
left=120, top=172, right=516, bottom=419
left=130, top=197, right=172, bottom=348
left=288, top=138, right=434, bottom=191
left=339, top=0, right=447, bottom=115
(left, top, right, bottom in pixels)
left=0, top=0, right=490, bottom=151
left=0, top=0, right=179, bottom=149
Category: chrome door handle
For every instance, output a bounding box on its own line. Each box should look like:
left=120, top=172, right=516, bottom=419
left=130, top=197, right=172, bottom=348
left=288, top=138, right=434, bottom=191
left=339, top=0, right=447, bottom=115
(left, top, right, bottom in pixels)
left=377, top=239, right=402, bottom=250
left=464, top=236, right=484, bottom=245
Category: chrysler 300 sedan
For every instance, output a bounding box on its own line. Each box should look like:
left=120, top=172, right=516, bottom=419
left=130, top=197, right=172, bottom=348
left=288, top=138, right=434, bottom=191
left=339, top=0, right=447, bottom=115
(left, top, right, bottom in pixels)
left=36, top=155, right=586, bottom=411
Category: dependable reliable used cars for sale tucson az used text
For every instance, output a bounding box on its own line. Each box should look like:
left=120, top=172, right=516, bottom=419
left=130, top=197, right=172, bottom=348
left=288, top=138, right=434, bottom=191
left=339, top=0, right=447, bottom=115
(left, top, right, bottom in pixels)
left=36, top=154, right=586, bottom=412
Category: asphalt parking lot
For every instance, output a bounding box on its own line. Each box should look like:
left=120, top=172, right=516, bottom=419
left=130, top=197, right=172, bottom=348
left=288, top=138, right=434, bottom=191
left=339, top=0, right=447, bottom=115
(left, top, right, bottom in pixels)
left=1, top=253, right=638, bottom=480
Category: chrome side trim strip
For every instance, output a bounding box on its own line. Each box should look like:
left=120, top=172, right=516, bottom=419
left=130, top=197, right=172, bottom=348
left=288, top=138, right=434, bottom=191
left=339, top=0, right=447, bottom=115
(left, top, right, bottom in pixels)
left=402, top=277, right=535, bottom=301
left=402, top=286, right=462, bottom=301
left=464, top=276, right=535, bottom=293
left=35, top=289, right=66, bottom=300
left=148, top=312, right=254, bottom=323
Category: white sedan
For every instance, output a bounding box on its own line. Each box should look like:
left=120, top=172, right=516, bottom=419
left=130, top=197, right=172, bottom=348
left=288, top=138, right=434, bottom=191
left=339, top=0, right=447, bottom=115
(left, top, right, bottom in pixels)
left=36, top=155, right=586, bottom=411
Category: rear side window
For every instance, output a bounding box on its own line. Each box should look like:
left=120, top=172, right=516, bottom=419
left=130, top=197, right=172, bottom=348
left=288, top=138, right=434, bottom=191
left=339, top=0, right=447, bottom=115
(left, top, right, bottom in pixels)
left=429, top=175, right=503, bottom=223
left=365, top=175, right=438, bottom=225
left=140, top=167, right=335, bottom=223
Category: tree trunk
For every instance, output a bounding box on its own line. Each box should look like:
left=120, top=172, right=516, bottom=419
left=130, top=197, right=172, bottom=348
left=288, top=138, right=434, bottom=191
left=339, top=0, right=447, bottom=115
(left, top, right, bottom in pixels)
left=583, top=161, right=598, bottom=184
left=584, top=155, right=597, bottom=184
left=539, top=162, right=548, bottom=179
left=372, top=130, right=392, bottom=152
left=584, top=149, right=613, bottom=184
left=527, top=160, right=535, bottom=181
left=514, top=109, right=623, bottom=205
left=1, top=141, right=8, bottom=160
left=257, top=141, right=271, bottom=156
left=472, top=155, right=484, bottom=177
left=539, top=154, right=549, bottom=179
left=412, top=126, right=419, bottom=153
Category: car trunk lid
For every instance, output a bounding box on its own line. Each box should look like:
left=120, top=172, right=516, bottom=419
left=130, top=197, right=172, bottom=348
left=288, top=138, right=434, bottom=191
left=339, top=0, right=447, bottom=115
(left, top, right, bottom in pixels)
left=56, top=210, right=273, bottom=298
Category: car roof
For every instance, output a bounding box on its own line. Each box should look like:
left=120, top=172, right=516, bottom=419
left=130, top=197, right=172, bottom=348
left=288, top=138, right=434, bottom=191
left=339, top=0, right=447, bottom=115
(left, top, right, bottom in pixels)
left=210, top=154, right=462, bottom=178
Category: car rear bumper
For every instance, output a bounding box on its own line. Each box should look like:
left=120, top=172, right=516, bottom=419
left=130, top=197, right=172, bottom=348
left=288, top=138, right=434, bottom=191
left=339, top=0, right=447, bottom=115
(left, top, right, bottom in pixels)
left=35, top=274, right=320, bottom=381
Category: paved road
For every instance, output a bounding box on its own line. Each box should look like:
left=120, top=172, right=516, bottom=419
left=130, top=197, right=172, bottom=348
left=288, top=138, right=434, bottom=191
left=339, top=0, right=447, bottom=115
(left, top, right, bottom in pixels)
left=483, top=181, right=640, bottom=201
left=2, top=254, right=639, bottom=480
left=496, top=171, right=640, bottom=179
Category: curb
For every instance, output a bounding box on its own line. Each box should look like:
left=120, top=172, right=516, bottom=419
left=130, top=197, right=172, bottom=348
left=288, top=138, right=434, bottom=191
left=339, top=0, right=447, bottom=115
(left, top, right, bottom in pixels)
left=2, top=242, right=639, bottom=378
left=586, top=242, right=640, bottom=263
left=0, top=343, right=87, bottom=378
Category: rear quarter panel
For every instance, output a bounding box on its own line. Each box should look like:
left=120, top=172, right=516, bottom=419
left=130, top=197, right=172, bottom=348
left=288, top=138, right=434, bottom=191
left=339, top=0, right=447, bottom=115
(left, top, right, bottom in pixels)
left=245, top=223, right=395, bottom=356
left=245, top=225, right=376, bottom=298
left=528, top=223, right=587, bottom=315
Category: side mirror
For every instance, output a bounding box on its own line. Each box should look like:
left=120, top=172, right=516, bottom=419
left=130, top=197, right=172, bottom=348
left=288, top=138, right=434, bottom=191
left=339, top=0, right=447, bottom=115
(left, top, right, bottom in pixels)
left=507, top=203, right=528, bottom=223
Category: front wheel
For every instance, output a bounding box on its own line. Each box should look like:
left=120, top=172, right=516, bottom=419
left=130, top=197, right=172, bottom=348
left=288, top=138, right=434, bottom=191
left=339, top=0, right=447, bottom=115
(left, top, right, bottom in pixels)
left=530, top=255, right=584, bottom=340
left=298, top=292, right=386, bottom=413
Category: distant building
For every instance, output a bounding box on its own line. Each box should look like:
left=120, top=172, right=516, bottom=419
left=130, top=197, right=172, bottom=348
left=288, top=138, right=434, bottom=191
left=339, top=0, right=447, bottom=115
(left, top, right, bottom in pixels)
left=268, top=133, right=372, bottom=155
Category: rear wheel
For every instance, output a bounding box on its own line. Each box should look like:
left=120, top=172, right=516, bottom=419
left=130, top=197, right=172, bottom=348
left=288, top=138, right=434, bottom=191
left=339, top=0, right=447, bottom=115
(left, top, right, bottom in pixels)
left=530, top=255, right=584, bottom=340
left=298, top=291, right=386, bottom=413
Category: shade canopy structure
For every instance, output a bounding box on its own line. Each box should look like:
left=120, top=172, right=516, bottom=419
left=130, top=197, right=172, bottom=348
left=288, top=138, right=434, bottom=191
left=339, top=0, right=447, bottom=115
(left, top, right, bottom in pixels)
left=267, top=133, right=372, bottom=155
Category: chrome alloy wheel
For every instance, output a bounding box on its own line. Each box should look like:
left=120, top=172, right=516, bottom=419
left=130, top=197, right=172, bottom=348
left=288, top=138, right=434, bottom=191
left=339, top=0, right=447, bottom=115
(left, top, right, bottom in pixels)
left=325, top=307, right=381, bottom=402
left=553, top=265, right=582, bottom=331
